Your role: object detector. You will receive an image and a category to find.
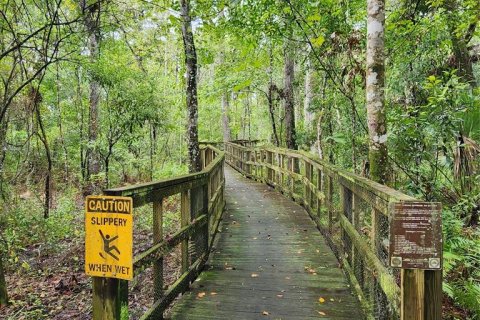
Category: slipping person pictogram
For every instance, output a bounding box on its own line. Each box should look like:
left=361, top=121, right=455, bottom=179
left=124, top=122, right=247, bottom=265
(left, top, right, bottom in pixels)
left=99, top=230, right=120, bottom=261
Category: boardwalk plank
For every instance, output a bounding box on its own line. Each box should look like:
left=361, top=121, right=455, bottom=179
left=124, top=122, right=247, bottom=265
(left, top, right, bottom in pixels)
left=168, top=166, right=362, bottom=319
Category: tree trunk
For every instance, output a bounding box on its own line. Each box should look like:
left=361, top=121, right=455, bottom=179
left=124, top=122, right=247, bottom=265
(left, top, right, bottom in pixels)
left=316, top=111, right=324, bottom=160
left=80, top=0, right=102, bottom=193
left=0, top=254, right=7, bottom=307
left=221, top=92, right=232, bottom=142
left=284, top=44, right=297, bottom=150
left=34, top=90, right=53, bottom=219
left=0, top=118, right=8, bottom=199
left=366, top=0, right=388, bottom=184
left=304, top=55, right=315, bottom=130
left=268, top=85, right=280, bottom=147
left=0, top=119, right=7, bottom=302
left=181, top=0, right=201, bottom=173
left=445, top=0, right=477, bottom=87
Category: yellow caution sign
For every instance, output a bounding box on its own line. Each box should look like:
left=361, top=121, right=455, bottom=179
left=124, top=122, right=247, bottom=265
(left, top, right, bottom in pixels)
left=85, top=196, right=133, bottom=280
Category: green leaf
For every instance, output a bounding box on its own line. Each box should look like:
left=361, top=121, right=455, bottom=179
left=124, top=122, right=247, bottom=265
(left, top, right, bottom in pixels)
left=233, top=79, right=252, bottom=92
left=311, top=35, right=325, bottom=48
left=307, top=13, right=321, bottom=22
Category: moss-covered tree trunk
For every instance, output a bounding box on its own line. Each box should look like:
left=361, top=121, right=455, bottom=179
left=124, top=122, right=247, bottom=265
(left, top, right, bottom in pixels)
left=181, top=0, right=201, bottom=173
left=366, top=0, right=388, bottom=184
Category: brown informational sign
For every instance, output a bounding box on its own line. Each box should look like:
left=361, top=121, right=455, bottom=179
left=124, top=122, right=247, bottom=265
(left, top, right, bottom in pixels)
left=85, top=196, right=133, bottom=280
left=389, top=202, right=442, bottom=270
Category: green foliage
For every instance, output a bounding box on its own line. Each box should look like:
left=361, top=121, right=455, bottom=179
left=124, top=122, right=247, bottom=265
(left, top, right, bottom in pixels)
left=2, top=189, right=82, bottom=268
left=443, top=209, right=480, bottom=318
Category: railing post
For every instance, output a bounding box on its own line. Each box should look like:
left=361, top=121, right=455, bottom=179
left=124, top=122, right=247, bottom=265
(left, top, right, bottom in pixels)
left=340, top=185, right=352, bottom=259
left=316, top=168, right=322, bottom=218
left=267, top=151, right=273, bottom=184
left=153, top=197, right=164, bottom=319
left=352, top=194, right=364, bottom=288
left=287, top=156, right=293, bottom=198
left=200, top=148, right=206, bottom=169
left=304, top=161, right=313, bottom=211
left=181, top=191, right=190, bottom=273
left=190, top=185, right=208, bottom=263
left=371, top=207, right=390, bottom=319
left=246, top=149, right=251, bottom=176
left=254, top=150, right=259, bottom=179
left=326, top=175, right=333, bottom=232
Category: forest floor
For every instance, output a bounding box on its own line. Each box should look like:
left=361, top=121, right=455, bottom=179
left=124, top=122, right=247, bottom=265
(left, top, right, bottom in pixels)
left=1, top=194, right=183, bottom=320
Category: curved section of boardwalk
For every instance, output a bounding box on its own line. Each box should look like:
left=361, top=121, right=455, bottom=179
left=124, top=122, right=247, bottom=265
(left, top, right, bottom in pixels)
left=169, top=166, right=362, bottom=320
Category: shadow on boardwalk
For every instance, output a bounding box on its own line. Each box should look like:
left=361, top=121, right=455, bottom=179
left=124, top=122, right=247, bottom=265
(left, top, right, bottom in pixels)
left=169, top=166, right=362, bottom=320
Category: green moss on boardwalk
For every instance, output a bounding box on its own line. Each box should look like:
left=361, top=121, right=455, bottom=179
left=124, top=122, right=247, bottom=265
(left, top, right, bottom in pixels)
left=168, top=167, right=362, bottom=319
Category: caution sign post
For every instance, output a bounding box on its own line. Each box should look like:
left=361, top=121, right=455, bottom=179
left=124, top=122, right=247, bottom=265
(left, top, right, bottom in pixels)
left=85, top=196, right=133, bottom=281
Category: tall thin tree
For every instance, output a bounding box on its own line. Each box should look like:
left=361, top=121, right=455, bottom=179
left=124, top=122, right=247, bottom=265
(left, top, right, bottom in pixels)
left=366, top=0, right=388, bottom=184
left=284, top=42, right=297, bottom=150
left=181, top=0, right=201, bottom=173
left=80, top=0, right=102, bottom=192
left=221, top=92, right=232, bottom=142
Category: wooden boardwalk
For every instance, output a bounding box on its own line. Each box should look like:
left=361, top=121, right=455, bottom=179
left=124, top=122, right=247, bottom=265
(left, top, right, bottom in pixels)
left=169, top=166, right=362, bottom=319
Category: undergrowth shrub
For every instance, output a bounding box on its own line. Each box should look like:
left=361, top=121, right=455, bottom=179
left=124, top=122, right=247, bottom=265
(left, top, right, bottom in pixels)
left=1, top=188, right=82, bottom=269
left=443, top=208, right=480, bottom=318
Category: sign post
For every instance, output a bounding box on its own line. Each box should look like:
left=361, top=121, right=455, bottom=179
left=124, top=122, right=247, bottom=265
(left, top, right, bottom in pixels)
left=389, top=202, right=442, bottom=320
left=85, top=195, right=133, bottom=320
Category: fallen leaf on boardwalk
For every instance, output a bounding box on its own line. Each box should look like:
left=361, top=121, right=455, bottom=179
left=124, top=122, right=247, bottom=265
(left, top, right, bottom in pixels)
left=330, top=298, right=335, bottom=302
left=262, top=311, right=270, bottom=315
left=210, top=292, right=218, bottom=296
left=285, top=276, right=290, bottom=280
left=251, top=273, right=259, bottom=278
left=197, top=292, right=206, bottom=298
left=318, top=297, right=325, bottom=303
left=318, top=311, right=327, bottom=316
left=276, top=294, right=284, bottom=298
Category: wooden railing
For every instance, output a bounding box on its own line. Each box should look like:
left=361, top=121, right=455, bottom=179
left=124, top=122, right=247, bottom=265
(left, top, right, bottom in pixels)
left=93, top=145, right=225, bottom=320
left=225, top=141, right=442, bottom=320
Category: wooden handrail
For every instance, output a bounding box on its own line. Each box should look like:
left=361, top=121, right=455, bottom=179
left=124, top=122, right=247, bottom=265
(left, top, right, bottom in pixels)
left=224, top=141, right=442, bottom=320
left=93, top=145, right=226, bottom=320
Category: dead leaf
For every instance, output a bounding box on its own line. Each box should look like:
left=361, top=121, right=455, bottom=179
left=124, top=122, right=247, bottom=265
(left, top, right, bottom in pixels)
left=318, top=311, right=327, bottom=316
left=197, top=292, right=206, bottom=298
left=319, top=297, right=325, bottom=303
left=251, top=273, right=259, bottom=278
left=210, top=292, right=218, bottom=296
left=262, top=311, right=270, bottom=315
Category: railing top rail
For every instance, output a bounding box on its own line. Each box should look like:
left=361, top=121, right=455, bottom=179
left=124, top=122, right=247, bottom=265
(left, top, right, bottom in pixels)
left=227, top=142, right=417, bottom=206
left=105, top=145, right=224, bottom=197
